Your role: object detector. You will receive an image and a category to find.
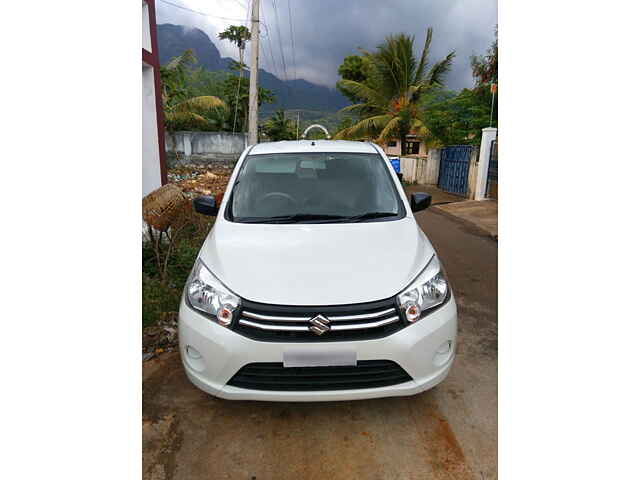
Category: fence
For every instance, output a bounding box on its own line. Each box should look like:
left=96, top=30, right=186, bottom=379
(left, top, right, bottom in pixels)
left=165, top=131, right=248, bottom=166
left=399, top=149, right=441, bottom=184
left=399, top=146, right=479, bottom=199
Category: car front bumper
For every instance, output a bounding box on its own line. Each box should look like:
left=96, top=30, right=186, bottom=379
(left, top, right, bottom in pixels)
left=178, top=294, right=457, bottom=401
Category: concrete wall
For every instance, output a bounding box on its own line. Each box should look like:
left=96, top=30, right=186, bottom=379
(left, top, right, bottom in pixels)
left=166, top=131, right=248, bottom=166
left=142, top=65, right=162, bottom=197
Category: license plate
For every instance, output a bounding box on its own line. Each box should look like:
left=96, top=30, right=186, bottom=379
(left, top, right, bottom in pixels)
left=283, top=350, right=357, bottom=368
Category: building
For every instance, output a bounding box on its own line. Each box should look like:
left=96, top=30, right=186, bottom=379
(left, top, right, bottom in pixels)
left=381, top=135, right=428, bottom=158
left=142, top=0, right=167, bottom=197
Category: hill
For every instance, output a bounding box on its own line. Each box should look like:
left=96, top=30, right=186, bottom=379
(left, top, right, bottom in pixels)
left=157, top=24, right=349, bottom=112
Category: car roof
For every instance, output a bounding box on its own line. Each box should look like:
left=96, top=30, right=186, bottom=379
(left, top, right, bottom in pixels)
left=249, top=140, right=379, bottom=155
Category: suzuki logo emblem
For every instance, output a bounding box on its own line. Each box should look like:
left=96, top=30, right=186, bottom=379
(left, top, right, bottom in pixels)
left=309, top=314, right=331, bottom=335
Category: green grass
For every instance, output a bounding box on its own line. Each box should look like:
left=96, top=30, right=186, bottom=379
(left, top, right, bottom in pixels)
left=142, top=214, right=214, bottom=328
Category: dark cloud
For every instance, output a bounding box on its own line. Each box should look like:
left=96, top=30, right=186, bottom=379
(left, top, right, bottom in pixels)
left=156, top=0, right=497, bottom=91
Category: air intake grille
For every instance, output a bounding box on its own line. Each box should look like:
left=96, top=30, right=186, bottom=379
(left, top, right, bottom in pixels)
left=231, top=297, right=405, bottom=342
left=227, top=360, right=413, bottom=391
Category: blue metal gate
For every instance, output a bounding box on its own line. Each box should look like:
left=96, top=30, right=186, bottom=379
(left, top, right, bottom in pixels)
left=438, top=145, right=473, bottom=196
left=485, top=139, right=498, bottom=199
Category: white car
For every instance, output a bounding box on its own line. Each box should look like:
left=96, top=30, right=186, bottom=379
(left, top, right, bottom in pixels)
left=179, top=140, right=457, bottom=401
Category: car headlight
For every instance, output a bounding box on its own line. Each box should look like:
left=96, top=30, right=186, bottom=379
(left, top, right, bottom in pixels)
left=186, top=259, right=240, bottom=326
left=397, top=255, right=449, bottom=323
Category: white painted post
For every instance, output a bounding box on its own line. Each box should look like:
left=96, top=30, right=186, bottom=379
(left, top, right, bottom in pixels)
left=474, top=128, right=497, bottom=200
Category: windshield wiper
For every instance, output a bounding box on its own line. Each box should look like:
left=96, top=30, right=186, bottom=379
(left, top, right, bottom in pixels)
left=343, top=212, right=399, bottom=222
left=238, top=213, right=349, bottom=224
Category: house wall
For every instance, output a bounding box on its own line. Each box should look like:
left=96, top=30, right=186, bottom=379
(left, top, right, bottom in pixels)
left=384, top=141, right=401, bottom=156
left=166, top=131, right=248, bottom=165
left=382, top=139, right=428, bottom=157
left=141, top=0, right=167, bottom=197
left=142, top=65, right=162, bottom=196
left=142, top=1, right=151, bottom=52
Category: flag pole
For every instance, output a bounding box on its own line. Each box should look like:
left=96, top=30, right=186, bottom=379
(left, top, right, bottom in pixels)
left=489, top=82, right=496, bottom=128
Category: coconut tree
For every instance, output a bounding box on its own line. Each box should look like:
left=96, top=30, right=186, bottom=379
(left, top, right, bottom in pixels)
left=263, top=110, right=296, bottom=141
left=160, top=50, right=228, bottom=160
left=218, top=25, right=251, bottom=78
left=334, top=28, right=455, bottom=155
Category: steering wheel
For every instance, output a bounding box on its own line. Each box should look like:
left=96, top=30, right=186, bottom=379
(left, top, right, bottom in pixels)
left=255, top=192, right=298, bottom=212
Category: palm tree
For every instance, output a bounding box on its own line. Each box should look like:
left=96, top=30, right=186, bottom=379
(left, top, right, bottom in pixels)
left=263, top=110, right=296, bottom=141
left=160, top=50, right=228, bottom=160
left=218, top=25, right=251, bottom=78
left=334, top=28, right=455, bottom=155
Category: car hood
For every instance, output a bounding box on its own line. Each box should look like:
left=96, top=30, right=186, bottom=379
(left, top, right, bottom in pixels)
left=198, top=218, right=434, bottom=305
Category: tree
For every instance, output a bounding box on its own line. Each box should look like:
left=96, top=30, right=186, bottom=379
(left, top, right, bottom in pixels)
left=334, top=28, right=455, bottom=155
left=420, top=86, right=494, bottom=146
left=218, top=25, right=251, bottom=78
left=221, top=75, right=275, bottom=132
left=185, top=68, right=228, bottom=99
left=470, top=26, right=498, bottom=86
left=336, top=115, right=354, bottom=134
left=263, top=110, right=296, bottom=141
left=160, top=49, right=197, bottom=107
left=160, top=50, right=228, bottom=159
left=336, top=55, right=372, bottom=103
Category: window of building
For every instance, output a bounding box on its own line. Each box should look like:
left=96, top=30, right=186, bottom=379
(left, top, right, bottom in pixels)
left=387, top=140, right=397, bottom=147
left=406, top=141, right=420, bottom=155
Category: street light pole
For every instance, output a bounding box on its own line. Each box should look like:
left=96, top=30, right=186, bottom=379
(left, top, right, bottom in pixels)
left=248, top=0, right=260, bottom=145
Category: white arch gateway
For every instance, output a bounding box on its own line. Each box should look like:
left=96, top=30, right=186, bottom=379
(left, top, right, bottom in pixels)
left=301, top=124, right=331, bottom=140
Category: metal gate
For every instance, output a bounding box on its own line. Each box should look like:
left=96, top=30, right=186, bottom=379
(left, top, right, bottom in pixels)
left=438, top=145, right=473, bottom=196
left=486, top=139, right=498, bottom=199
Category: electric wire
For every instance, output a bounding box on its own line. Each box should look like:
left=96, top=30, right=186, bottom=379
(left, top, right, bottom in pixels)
left=157, top=0, right=249, bottom=24
left=269, top=0, right=292, bottom=106
left=232, top=0, right=252, bottom=133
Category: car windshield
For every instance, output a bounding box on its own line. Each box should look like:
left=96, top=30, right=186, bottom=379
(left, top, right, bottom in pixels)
left=229, top=152, right=404, bottom=223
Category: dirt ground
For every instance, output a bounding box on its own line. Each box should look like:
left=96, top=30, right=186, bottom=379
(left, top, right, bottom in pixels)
left=433, top=200, right=498, bottom=240
left=143, top=205, right=498, bottom=480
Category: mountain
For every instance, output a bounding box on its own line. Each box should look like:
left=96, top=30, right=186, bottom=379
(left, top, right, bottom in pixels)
left=157, top=24, right=349, bottom=112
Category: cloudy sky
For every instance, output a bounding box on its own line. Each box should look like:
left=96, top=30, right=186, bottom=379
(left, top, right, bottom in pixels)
left=156, top=0, right=497, bottom=91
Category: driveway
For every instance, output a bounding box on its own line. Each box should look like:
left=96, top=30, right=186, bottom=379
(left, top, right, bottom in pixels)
left=143, top=208, right=498, bottom=480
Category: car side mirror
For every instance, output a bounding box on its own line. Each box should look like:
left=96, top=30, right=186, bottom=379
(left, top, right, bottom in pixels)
left=193, top=196, right=218, bottom=216
left=410, top=193, right=432, bottom=212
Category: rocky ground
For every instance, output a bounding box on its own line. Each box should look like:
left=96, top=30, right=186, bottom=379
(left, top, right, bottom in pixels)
left=168, top=164, right=232, bottom=198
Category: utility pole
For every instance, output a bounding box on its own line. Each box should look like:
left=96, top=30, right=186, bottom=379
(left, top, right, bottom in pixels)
left=296, top=112, right=300, bottom=140
left=248, top=0, right=260, bottom=145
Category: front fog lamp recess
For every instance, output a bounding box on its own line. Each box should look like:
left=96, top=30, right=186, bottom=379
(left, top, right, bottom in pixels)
left=185, top=345, right=202, bottom=359
left=437, top=341, right=452, bottom=355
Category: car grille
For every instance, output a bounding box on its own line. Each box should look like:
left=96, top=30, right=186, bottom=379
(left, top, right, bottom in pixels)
left=231, top=297, right=406, bottom=342
left=227, top=360, right=413, bottom=391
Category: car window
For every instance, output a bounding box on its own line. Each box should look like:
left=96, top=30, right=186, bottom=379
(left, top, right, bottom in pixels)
left=228, top=152, right=405, bottom=223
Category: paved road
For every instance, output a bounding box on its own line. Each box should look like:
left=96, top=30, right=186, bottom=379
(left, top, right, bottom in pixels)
left=143, top=208, right=497, bottom=480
